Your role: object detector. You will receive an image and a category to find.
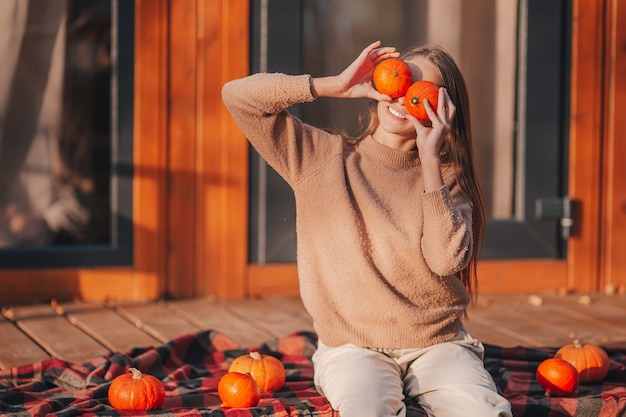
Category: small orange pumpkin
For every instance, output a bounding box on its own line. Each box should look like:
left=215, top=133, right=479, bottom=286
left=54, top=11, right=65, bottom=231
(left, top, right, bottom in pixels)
left=405, top=80, right=440, bottom=121
left=108, top=367, right=165, bottom=410
left=228, top=351, right=286, bottom=392
left=555, top=340, right=610, bottom=383
left=373, top=58, right=413, bottom=98
left=218, top=372, right=261, bottom=408
left=536, top=358, right=579, bottom=396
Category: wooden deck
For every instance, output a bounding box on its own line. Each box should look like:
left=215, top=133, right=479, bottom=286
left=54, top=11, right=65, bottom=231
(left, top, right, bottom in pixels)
left=1, top=292, right=626, bottom=370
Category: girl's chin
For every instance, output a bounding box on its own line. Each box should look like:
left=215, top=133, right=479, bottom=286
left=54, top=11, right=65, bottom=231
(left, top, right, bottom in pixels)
left=379, top=116, right=413, bottom=135
left=377, top=126, right=416, bottom=141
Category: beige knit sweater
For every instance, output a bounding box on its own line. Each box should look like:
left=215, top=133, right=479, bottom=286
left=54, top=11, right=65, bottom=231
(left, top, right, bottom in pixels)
left=222, top=72, right=473, bottom=349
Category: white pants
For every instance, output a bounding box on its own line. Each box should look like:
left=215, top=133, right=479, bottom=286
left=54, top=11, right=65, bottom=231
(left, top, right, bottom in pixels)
left=312, top=330, right=512, bottom=417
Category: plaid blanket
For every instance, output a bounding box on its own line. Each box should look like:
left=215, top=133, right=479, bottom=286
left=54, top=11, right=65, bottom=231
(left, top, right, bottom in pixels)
left=1, top=330, right=625, bottom=417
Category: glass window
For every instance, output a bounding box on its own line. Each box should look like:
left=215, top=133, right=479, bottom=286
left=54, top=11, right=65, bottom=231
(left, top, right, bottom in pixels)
left=0, top=0, right=133, bottom=267
left=249, top=0, right=569, bottom=262
left=250, top=0, right=520, bottom=262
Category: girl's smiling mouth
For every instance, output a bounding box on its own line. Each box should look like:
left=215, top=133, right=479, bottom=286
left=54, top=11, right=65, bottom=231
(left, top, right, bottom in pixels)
left=388, top=106, right=406, bottom=120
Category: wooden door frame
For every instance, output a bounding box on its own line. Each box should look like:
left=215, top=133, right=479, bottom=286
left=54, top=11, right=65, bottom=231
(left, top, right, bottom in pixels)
left=567, top=0, right=626, bottom=294
left=566, top=0, right=604, bottom=293
left=598, top=0, right=626, bottom=293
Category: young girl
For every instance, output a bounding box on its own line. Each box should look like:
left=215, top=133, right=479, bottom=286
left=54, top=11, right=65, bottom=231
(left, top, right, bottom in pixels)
left=222, top=41, right=512, bottom=417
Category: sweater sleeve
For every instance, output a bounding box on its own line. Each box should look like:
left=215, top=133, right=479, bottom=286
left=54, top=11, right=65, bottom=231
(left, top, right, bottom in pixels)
left=221, top=73, right=323, bottom=185
left=420, top=175, right=474, bottom=277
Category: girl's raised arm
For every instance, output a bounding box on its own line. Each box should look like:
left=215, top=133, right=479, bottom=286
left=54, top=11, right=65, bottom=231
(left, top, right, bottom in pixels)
left=311, top=41, right=399, bottom=101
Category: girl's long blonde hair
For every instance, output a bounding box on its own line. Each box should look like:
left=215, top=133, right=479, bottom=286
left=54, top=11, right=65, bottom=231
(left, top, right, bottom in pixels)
left=348, top=45, right=486, bottom=300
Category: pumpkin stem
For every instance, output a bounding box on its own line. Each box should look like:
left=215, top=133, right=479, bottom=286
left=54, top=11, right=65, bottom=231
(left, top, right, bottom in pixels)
left=129, top=367, right=143, bottom=380
left=573, top=339, right=583, bottom=348
left=249, top=351, right=262, bottom=360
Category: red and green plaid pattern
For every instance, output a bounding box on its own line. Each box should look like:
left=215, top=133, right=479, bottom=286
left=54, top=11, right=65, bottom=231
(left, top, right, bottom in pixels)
left=1, top=330, right=625, bottom=416
left=485, top=344, right=626, bottom=417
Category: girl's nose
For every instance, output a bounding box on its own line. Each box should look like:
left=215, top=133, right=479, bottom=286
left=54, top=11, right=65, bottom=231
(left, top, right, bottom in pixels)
left=397, top=95, right=406, bottom=106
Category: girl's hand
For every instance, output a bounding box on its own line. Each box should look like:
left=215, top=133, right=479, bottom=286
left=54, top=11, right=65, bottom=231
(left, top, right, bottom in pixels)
left=311, top=41, right=399, bottom=100
left=407, top=87, right=456, bottom=162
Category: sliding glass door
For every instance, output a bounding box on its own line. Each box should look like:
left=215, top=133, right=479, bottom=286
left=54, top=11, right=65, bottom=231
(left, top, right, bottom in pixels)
left=248, top=0, right=571, bottom=262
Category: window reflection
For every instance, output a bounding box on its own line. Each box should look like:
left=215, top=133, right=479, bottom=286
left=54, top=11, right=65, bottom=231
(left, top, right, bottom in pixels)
left=0, top=0, right=112, bottom=248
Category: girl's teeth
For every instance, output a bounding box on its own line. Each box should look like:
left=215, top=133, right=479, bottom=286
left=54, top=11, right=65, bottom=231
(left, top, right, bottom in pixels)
left=389, top=107, right=405, bottom=119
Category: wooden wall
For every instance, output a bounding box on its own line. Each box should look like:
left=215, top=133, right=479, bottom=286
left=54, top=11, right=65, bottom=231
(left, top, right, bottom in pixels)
left=599, top=0, right=626, bottom=293
left=0, top=0, right=624, bottom=303
left=567, top=0, right=626, bottom=294
left=164, top=0, right=249, bottom=299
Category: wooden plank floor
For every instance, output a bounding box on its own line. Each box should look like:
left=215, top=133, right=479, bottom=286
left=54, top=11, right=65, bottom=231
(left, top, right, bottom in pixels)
left=1, top=293, right=625, bottom=370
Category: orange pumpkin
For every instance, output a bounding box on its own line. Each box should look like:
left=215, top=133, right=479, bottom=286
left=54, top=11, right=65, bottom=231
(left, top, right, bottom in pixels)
left=373, top=58, right=413, bottom=98
left=405, top=80, right=440, bottom=121
left=228, top=351, right=286, bottom=392
left=108, top=367, right=165, bottom=410
left=555, top=340, right=610, bottom=383
left=536, top=358, right=579, bottom=396
left=218, top=372, right=261, bottom=408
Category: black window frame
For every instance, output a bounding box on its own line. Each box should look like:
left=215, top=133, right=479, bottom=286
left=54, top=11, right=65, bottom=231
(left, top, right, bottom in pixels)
left=0, top=0, right=134, bottom=268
